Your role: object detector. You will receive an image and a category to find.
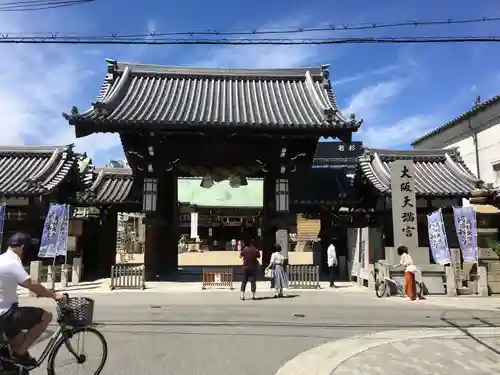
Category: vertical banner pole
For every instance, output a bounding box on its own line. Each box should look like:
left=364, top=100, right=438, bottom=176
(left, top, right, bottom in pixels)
left=473, top=207, right=479, bottom=296
left=0, top=203, right=6, bottom=251
left=439, top=208, right=459, bottom=291
left=453, top=205, right=478, bottom=294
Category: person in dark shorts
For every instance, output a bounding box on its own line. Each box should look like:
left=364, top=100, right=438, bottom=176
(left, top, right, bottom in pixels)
left=239, top=239, right=261, bottom=300
left=0, top=232, right=66, bottom=366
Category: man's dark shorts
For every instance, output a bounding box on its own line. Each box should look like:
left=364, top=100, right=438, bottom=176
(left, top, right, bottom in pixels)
left=0, top=306, right=45, bottom=339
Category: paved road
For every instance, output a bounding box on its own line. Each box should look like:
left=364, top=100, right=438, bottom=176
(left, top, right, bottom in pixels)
left=25, top=289, right=500, bottom=375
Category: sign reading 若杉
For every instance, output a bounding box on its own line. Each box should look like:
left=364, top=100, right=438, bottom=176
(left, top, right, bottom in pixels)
left=390, top=160, right=418, bottom=252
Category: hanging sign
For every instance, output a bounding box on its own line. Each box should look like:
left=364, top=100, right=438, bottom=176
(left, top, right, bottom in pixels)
left=56, top=204, right=70, bottom=257
left=427, top=209, right=451, bottom=264
left=453, top=206, right=478, bottom=263
left=38, top=204, right=65, bottom=258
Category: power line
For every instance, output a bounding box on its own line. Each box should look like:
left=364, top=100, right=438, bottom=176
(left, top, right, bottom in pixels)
left=146, top=15, right=500, bottom=36
left=0, top=35, right=498, bottom=45
left=2, top=15, right=499, bottom=35
left=0, top=0, right=94, bottom=11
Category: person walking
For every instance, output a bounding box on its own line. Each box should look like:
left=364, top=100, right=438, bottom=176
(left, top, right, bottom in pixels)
left=327, top=240, right=338, bottom=288
left=397, top=245, right=417, bottom=301
left=239, top=239, right=260, bottom=300
left=266, top=244, right=289, bottom=298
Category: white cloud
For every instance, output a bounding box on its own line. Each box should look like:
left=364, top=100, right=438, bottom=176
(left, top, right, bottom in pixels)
left=342, top=79, right=408, bottom=120
left=192, top=17, right=345, bottom=69
left=197, top=44, right=321, bottom=69
left=0, top=13, right=167, bottom=164
left=0, top=12, right=115, bottom=157
left=360, top=115, right=437, bottom=148
left=332, top=65, right=401, bottom=87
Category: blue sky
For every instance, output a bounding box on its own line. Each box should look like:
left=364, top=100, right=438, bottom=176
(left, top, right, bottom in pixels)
left=1, top=0, right=499, bottom=165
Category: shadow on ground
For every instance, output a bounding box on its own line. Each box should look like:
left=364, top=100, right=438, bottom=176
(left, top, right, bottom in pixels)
left=252, top=294, right=300, bottom=300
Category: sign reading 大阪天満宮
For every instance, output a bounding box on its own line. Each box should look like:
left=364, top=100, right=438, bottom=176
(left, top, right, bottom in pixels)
left=390, top=160, right=418, bottom=252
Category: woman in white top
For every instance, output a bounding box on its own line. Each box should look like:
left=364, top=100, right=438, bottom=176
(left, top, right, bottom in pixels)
left=397, top=245, right=417, bottom=301
left=265, top=244, right=289, bottom=298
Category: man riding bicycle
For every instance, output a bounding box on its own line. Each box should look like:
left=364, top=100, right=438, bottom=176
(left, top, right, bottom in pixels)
left=0, top=232, right=66, bottom=366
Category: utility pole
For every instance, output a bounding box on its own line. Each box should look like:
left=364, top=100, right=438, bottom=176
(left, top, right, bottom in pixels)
left=468, top=96, right=482, bottom=179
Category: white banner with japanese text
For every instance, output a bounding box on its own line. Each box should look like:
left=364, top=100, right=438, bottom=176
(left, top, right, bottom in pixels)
left=390, top=160, right=418, bottom=252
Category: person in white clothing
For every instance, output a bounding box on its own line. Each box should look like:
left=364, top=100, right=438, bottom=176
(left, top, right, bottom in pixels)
left=0, top=232, right=66, bottom=366
left=327, top=240, right=338, bottom=288
left=266, top=244, right=289, bottom=298
left=397, top=245, right=417, bottom=301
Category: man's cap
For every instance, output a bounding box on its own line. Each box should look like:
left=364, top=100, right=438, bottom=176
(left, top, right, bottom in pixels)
left=6, top=232, right=35, bottom=248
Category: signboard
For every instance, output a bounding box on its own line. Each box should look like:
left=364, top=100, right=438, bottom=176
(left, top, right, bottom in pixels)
left=359, top=239, right=366, bottom=268
left=190, top=212, right=198, bottom=239
left=313, top=141, right=363, bottom=168
left=390, top=160, right=418, bottom=251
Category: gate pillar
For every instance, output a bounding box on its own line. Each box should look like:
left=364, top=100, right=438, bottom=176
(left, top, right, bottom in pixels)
left=144, top=172, right=178, bottom=281
left=100, top=209, right=118, bottom=278
left=261, top=174, right=276, bottom=266
left=319, top=211, right=333, bottom=274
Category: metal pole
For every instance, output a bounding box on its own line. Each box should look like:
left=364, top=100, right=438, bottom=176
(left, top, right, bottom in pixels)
left=439, top=208, right=459, bottom=294
left=0, top=203, right=6, bottom=251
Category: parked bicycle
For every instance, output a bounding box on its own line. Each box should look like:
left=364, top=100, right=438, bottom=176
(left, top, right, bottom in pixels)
left=375, top=273, right=423, bottom=299
left=0, top=294, right=107, bottom=375
left=372, top=270, right=423, bottom=299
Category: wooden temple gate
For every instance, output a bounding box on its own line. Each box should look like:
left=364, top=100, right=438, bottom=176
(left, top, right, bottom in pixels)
left=65, top=60, right=362, bottom=281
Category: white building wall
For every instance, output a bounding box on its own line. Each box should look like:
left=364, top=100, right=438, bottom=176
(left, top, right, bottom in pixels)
left=413, top=101, right=500, bottom=188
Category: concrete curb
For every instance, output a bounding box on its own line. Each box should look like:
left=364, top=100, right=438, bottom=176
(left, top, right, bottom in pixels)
left=274, top=327, right=500, bottom=375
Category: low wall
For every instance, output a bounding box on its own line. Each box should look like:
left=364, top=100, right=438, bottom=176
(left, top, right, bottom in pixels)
left=28, top=258, right=82, bottom=295
left=352, top=261, right=447, bottom=295
left=116, top=251, right=313, bottom=267
left=384, top=264, right=447, bottom=295
left=178, top=251, right=312, bottom=266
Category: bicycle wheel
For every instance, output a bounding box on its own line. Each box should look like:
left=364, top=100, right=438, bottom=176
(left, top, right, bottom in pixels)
left=47, top=326, right=107, bottom=375
left=375, top=280, right=388, bottom=298
left=416, top=282, right=423, bottom=298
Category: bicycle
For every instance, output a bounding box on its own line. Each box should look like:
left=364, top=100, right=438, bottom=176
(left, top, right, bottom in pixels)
left=375, top=273, right=423, bottom=299
left=0, top=294, right=108, bottom=375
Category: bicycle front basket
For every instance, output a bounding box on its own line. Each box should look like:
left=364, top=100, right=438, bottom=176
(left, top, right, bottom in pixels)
left=57, top=297, right=94, bottom=327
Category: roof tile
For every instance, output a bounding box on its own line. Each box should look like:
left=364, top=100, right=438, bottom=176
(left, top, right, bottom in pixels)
left=0, top=145, right=77, bottom=197
left=359, top=148, right=481, bottom=196
left=67, top=60, right=361, bottom=132
left=84, top=168, right=136, bottom=204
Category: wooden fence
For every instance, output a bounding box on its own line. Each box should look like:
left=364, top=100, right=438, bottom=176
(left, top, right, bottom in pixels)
left=110, top=263, right=146, bottom=290
left=287, top=265, right=320, bottom=289
left=202, top=268, right=234, bottom=290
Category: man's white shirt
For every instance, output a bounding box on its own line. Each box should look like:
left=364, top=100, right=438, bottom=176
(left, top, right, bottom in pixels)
left=0, top=250, right=30, bottom=316
left=327, top=244, right=338, bottom=267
